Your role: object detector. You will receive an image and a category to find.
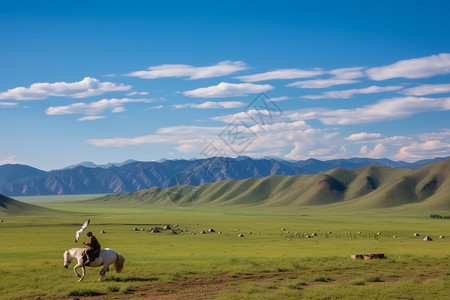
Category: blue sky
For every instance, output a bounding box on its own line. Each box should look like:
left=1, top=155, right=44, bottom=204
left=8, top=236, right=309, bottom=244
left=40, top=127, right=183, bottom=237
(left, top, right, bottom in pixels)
left=1, top=0, right=449, bottom=170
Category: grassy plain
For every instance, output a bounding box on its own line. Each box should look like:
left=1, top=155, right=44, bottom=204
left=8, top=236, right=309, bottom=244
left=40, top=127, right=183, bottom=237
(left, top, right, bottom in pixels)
left=0, top=196, right=449, bottom=299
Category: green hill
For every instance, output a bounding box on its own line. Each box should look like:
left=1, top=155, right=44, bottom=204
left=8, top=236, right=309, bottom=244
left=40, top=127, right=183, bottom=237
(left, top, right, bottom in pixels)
left=91, top=159, right=450, bottom=211
left=0, top=193, right=55, bottom=216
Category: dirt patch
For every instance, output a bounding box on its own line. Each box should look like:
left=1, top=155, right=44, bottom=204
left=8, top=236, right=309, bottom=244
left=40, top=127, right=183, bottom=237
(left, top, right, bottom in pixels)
left=51, top=268, right=444, bottom=300
left=54, top=275, right=242, bottom=300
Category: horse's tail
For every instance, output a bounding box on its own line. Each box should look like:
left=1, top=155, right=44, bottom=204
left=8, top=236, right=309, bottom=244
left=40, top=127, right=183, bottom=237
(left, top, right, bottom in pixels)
left=114, top=253, right=125, bottom=273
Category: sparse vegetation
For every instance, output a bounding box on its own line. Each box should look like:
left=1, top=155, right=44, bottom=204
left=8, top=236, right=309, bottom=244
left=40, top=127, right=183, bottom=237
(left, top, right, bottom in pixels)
left=430, top=214, right=450, bottom=219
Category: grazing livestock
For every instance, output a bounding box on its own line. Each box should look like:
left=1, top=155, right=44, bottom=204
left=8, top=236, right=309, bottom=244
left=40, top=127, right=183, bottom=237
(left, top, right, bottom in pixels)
left=238, top=234, right=244, bottom=237
left=148, top=227, right=161, bottom=233
left=414, top=233, right=420, bottom=237
left=423, top=236, right=432, bottom=241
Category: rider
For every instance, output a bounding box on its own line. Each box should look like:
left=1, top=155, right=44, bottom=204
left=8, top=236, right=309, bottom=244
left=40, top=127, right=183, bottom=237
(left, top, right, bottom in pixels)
left=83, top=231, right=101, bottom=264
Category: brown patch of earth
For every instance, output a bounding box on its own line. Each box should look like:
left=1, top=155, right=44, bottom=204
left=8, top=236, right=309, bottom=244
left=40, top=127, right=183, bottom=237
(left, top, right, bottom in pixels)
left=50, top=270, right=443, bottom=300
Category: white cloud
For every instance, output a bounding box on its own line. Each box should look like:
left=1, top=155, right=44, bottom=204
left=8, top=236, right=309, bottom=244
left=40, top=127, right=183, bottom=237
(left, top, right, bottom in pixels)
left=86, top=120, right=343, bottom=162
left=329, top=67, right=365, bottom=79
left=77, top=116, right=106, bottom=121
left=304, top=85, right=403, bottom=99
left=112, top=107, right=126, bottom=113
left=284, top=131, right=344, bottom=160
left=360, top=145, right=369, bottom=155
left=269, top=96, right=290, bottom=102
left=0, top=102, right=18, bottom=107
left=418, top=128, right=450, bottom=141
left=126, top=91, right=149, bottom=96
left=46, top=98, right=153, bottom=116
left=87, top=125, right=222, bottom=147
left=402, top=83, right=450, bottom=96
left=287, top=96, right=450, bottom=125
left=172, top=101, right=246, bottom=109
left=366, top=53, right=450, bottom=80
left=126, top=61, right=247, bottom=79
left=287, top=79, right=359, bottom=89
left=237, top=66, right=364, bottom=83
left=0, top=156, right=25, bottom=165
left=236, top=68, right=324, bottom=82
left=395, top=140, right=450, bottom=161
left=345, top=132, right=382, bottom=141
left=286, top=66, right=365, bottom=89
left=367, top=143, right=386, bottom=158
left=145, top=105, right=164, bottom=110
left=210, top=109, right=272, bottom=124
left=0, top=77, right=131, bottom=100
left=183, top=82, right=274, bottom=98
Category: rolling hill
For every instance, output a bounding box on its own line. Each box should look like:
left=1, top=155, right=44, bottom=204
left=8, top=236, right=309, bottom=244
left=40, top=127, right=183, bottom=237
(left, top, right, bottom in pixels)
left=92, top=158, right=450, bottom=211
left=0, top=193, right=55, bottom=215
left=0, top=156, right=447, bottom=196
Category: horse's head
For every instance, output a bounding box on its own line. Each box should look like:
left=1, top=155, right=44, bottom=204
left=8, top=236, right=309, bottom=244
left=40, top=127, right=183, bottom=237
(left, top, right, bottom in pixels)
left=63, top=250, right=72, bottom=268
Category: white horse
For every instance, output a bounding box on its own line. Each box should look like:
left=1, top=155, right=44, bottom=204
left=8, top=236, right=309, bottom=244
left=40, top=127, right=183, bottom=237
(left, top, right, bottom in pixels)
left=63, top=248, right=125, bottom=282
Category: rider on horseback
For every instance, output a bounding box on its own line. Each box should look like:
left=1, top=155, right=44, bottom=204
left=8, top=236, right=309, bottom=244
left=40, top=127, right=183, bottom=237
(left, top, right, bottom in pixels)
left=83, top=231, right=101, bottom=265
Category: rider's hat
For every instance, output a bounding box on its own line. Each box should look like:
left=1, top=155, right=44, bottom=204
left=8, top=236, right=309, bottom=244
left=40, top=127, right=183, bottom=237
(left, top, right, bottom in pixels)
left=86, top=231, right=92, bottom=236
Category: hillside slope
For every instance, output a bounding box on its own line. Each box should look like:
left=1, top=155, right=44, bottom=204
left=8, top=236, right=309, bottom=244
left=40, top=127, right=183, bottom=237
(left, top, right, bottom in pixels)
left=1, top=157, right=448, bottom=196
left=0, top=193, right=55, bottom=215
left=92, top=158, right=450, bottom=211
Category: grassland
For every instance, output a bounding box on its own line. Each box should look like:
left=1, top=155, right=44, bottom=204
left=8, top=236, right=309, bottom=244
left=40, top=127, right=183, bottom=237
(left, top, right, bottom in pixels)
left=0, top=195, right=449, bottom=299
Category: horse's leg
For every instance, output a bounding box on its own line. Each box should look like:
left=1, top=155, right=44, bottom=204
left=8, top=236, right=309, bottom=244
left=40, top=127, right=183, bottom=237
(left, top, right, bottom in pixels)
left=98, top=264, right=109, bottom=281
left=79, top=266, right=86, bottom=282
left=73, top=261, right=82, bottom=278
left=73, top=259, right=86, bottom=282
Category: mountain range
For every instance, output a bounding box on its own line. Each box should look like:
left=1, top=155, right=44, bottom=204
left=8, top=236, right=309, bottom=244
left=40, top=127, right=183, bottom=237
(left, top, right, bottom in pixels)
left=0, top=156, right=448, bottom=196
left=93, top=158, right=450, bottom=211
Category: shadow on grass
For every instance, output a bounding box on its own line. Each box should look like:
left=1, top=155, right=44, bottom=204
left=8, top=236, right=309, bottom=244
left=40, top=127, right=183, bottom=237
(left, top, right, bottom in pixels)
left=105, top=276, right=159, bottom=282
left=68, top=289, right=103, bottom=297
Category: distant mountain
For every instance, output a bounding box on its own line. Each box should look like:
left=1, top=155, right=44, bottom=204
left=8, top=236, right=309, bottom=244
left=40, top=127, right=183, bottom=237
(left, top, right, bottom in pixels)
left=93, top=158, right=450, bottom=211
left=0, top=193, right=54, bottom=215
left=0, top=156, right=448, bottom=196
left=0, top=164, right=46, bottom=185
left=62, top=159, right=137, bottom=170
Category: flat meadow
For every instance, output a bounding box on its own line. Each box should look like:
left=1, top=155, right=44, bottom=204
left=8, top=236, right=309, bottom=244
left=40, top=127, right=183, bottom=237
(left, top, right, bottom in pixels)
left=1, top=195, right=449, bottom=299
